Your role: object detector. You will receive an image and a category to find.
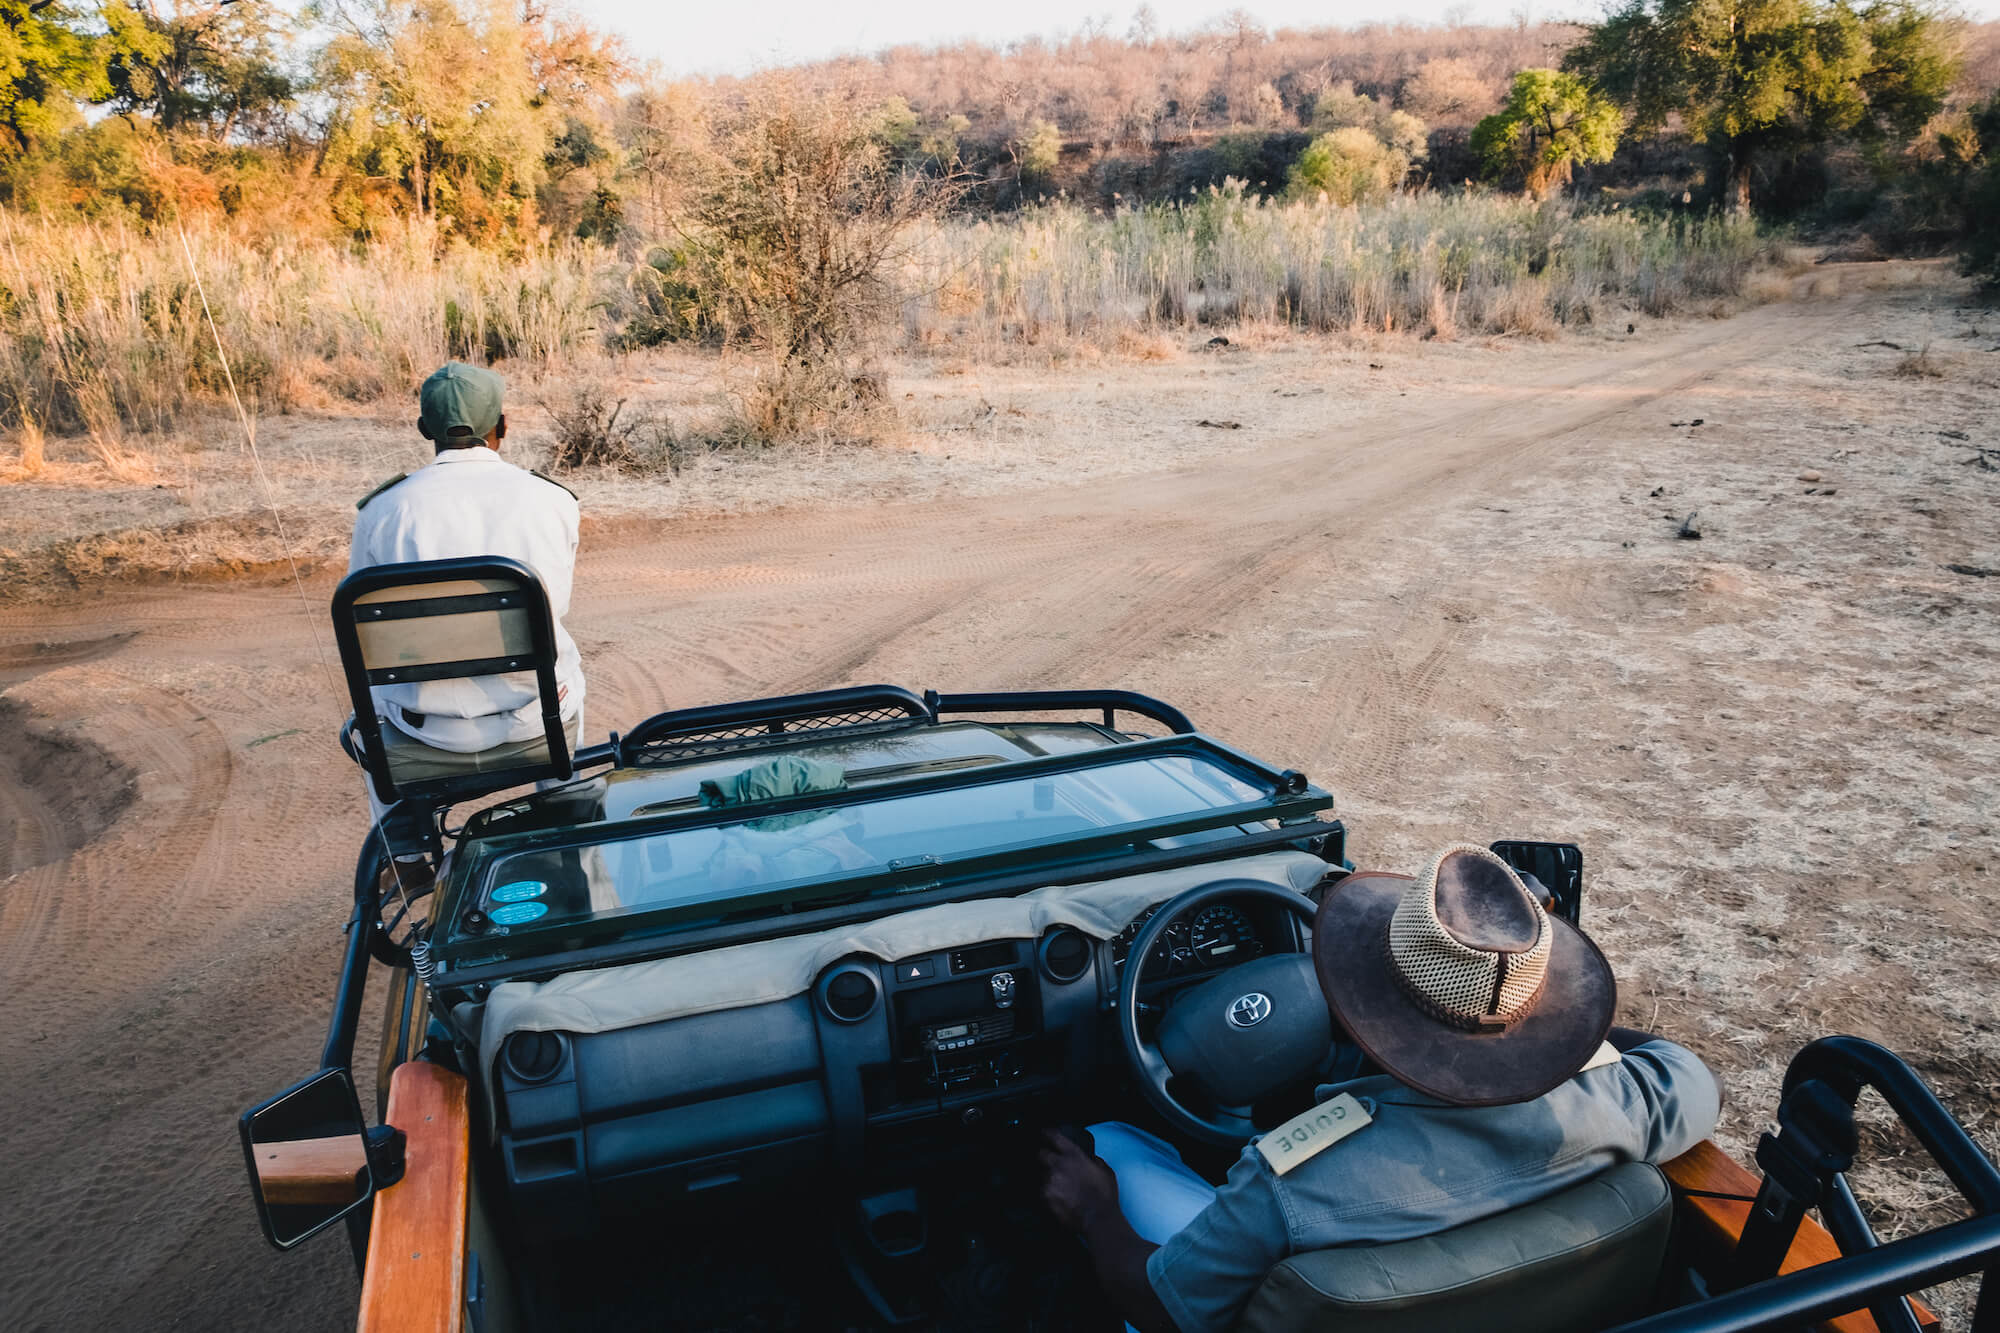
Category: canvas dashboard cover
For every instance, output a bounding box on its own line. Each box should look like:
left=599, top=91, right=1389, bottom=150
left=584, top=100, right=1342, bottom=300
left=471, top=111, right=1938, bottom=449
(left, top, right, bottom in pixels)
left=471, top=849, right=1328, bottom=1124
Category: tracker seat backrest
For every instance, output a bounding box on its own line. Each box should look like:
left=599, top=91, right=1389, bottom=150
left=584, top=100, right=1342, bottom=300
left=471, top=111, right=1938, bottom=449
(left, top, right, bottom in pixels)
left=1232, top=1161, right=1672, bottom=1333
left=332, top=556, right=571, bottom=807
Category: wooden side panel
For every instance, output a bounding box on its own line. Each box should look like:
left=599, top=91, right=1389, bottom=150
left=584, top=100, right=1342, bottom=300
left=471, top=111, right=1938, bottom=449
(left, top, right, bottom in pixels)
left=253, top=1136, right=368, bottom=1206
left=358, top=1062, right=469, bottom=1333
left=1663, top=1140, right=1939, bottom=1333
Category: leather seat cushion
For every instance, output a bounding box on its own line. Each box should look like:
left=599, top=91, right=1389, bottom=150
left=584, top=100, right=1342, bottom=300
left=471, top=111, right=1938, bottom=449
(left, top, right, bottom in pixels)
left=1232, top=1161, right=1671, bottom=1333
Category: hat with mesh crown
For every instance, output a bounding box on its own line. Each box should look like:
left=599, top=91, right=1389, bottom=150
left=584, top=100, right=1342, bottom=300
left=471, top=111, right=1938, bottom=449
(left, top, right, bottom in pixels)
left=418, top=362, right=505, bottom=444
left=1312, top=844, right=1614, bottom=1106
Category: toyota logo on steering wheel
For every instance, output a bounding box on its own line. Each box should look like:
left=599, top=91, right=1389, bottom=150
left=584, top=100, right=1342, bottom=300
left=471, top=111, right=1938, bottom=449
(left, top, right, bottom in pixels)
left=1226, top=991, right=1273, bottom=1028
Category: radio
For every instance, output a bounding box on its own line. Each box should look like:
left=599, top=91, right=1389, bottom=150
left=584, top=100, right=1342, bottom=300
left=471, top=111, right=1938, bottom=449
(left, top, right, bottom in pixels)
left=922, top=1012, right=1015, bottom=1053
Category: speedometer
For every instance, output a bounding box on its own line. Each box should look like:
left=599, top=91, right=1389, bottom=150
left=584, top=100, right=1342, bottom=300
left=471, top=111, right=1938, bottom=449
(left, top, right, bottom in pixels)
left=1191, top=905, right=1260, bottom=967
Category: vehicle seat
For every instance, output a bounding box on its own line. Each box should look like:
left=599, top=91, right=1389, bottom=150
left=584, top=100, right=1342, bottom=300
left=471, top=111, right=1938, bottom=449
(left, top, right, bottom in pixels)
left=332, top=555, right=572, bottom=807
left=1232, top=1161, right=1671, bottom=1333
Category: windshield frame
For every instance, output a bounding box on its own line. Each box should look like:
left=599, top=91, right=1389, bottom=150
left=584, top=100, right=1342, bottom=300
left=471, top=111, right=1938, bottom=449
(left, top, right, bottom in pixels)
left=432, top=733, right=1329, bottom=970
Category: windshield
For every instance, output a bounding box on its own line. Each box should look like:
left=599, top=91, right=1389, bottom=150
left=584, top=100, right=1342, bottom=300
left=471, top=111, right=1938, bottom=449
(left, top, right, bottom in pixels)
left=448, top=753, right=1270, bottom=949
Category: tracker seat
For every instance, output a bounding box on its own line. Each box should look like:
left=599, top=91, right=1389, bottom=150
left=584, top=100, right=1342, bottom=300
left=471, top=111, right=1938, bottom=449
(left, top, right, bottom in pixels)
left=1233, top=1161, right=1672, bottom=1333
left=332, top=556, right=572, bottom=809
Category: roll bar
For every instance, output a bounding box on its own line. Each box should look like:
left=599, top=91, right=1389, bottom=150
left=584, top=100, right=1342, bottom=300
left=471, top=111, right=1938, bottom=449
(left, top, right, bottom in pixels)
left=1610, top=1036, right=2000, bottom=1333
left=926, top=689, right=1195, bottom=735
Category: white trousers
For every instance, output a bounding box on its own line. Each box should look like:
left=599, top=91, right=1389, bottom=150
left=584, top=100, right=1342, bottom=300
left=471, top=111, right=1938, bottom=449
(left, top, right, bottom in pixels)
left=1088, top=1120, right=1218, bottom=1244
left=1087, top=1119, right=1219, bottom=1333
left=362, top=703, right=585, bottom=825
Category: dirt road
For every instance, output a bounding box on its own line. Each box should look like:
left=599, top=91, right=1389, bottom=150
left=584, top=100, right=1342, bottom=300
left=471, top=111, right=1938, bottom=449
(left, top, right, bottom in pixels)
left=2, top=270, right=1994, bottom=1330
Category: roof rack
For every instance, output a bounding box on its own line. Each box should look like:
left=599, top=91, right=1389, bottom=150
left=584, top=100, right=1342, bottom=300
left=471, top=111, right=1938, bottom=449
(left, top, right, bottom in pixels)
left=612, top=685, right=1198, bottom=768
left=616, top=685, right=934, bottom=767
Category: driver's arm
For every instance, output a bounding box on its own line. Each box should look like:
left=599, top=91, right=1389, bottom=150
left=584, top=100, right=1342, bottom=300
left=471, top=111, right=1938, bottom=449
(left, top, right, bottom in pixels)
left=1040, top=1131, right=1179, bottom=1332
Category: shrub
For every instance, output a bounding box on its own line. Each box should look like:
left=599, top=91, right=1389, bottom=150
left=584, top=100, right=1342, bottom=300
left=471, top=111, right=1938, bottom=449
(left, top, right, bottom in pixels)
left=1018, top=119, right=1062, bottom=191
left=1288, top=128, right=1414, bottom=205
left=541, top=380, right=637, bottom=470
left=540, top=378, right=691, bottom=473
left=674, top=74, right=964, bottom=439
left=1957, top=95, right=2000, bottom=284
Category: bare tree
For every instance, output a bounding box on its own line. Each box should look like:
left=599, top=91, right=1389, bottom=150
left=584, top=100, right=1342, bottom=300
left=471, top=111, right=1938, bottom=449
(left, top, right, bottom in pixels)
left=683, top=74, right=966, bottom=437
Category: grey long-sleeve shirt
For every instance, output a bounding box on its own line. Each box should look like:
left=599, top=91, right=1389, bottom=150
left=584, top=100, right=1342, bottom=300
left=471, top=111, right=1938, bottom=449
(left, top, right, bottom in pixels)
left=1146, top=1039, right=1721, bottom=1333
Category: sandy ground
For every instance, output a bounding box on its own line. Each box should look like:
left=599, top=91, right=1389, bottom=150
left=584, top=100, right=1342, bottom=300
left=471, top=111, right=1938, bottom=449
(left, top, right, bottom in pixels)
left=1, top=263, right=1996, bottom=1330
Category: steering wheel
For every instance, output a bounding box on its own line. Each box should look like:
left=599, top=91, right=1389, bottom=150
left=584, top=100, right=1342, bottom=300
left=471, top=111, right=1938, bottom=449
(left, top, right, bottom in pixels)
left=1117, top=879, right=1330, bottom=1146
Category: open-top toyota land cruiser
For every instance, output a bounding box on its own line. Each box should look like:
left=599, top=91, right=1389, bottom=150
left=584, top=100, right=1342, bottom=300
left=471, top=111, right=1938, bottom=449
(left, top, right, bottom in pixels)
left=238, top=557, right=2000, bottom=1333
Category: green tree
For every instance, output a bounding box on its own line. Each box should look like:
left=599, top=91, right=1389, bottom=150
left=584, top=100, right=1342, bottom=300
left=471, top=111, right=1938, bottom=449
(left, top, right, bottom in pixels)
left=872, top=95, right=966, bottom=169
left=99, top=1, right=296, bottom=139
left=1016, top=117, right=1061, bottom=191
left=316, top=0, right=618, bottom=238
left=0, top=0, right=103, bottom=154
left=1567, top=0, right=1955, bottom=213
left=1472, top=69, right=1622, bottom=195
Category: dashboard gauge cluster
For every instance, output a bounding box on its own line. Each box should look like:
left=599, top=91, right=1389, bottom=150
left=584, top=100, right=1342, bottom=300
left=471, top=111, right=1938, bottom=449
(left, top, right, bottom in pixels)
left=1110, top=902, right=1265, bottom=977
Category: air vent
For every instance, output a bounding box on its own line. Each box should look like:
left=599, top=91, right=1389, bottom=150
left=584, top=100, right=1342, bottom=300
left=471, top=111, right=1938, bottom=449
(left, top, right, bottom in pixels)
left=502, top=1030, right=568, bottom=1084
left=819, top=963, right=882, bottom=1024
left=1039, top=927, right=1092, bottom=984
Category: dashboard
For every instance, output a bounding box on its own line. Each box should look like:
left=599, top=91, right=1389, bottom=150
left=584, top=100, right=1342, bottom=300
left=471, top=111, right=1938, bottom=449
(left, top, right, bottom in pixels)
left=486, top=882, right=1317, bottom=1239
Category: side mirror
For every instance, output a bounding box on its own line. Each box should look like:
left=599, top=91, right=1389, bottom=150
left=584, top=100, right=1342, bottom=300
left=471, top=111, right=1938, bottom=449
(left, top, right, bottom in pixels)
left=240, top=1068, right=378, bottom=1250
left=1489, top=840, right=1584, bottom=924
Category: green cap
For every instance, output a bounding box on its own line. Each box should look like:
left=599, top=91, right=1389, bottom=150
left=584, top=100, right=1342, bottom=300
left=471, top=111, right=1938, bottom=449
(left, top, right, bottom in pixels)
left=418, top=362, right=505, bottom=443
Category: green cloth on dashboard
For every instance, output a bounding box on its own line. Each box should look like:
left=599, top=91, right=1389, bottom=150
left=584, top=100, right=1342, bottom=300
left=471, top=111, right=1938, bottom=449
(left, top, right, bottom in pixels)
left=700, top=756, right=848, bottom=830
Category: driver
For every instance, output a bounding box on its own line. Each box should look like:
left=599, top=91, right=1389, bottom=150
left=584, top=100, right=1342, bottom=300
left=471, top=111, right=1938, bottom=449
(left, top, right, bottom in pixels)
left=1039, top=844, right=1720, bottom=1333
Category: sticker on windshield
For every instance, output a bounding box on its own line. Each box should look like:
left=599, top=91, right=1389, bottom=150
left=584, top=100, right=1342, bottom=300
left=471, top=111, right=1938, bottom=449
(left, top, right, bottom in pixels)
left=491, top=880, right=548, bottom=903
left=489, top=901, right=549, bottom=926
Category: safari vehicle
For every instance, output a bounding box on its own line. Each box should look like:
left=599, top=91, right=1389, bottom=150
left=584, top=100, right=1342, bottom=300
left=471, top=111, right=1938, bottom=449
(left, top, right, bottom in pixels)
left=240, top=557, right=2000, bottom=1333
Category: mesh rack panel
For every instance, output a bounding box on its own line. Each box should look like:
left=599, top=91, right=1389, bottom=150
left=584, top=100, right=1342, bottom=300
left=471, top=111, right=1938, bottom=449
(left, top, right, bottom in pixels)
left=623, top=706, right=926, bottom=766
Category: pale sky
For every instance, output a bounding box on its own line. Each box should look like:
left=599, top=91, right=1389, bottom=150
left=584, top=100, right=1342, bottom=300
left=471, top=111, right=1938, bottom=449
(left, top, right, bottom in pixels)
left=583, top=1, right=1569, bottom=78
left=575, top=0, right=2000, bottom=78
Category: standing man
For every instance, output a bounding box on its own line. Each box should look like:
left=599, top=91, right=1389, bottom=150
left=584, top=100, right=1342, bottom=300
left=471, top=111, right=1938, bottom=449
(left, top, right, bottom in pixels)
left=348, top=361, right=585, bottom=821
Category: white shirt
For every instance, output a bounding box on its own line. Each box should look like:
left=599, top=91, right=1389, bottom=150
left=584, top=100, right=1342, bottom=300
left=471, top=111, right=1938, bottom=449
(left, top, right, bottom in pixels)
left=347, top=447, right=584, bottom=753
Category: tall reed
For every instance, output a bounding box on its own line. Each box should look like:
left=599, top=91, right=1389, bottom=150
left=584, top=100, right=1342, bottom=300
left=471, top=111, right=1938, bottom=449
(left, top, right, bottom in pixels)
left=905, top=185, right=1770, bottom=348
left=0, top=188, right=1772, bottom=449
left=0, top=213, right=608, bottom=448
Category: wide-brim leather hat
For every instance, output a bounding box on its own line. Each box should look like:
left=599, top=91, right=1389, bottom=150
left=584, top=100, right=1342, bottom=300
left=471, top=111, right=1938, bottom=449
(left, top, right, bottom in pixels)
left=1313, top=844, right=1615, bottom=1107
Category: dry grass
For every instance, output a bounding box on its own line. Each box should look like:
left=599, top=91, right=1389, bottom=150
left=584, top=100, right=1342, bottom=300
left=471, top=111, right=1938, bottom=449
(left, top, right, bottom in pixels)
left=1891, top=344, right=1949, bottom=378
left=0, top=212, right=605, bottom=452
left=903, top=188, right=1776, bottom=355
left=0, top=190, right=1781, bottom=464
